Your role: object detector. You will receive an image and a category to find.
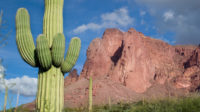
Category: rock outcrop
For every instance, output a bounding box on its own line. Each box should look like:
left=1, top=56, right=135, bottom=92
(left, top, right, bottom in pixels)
left=64, top=69, right=79, bottom=87
left=80, top=28, right=200, bottom=93
left=63, top=28, right=200, bottom=107
left=23, top=28, right=200, bottom=109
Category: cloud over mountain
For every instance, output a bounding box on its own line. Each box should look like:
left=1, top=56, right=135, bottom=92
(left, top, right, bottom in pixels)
left=73, top=7, right=134, bottom=33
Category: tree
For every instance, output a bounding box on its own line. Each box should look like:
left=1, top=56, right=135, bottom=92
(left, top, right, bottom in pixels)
left=0, top=59, right=15, bottom=112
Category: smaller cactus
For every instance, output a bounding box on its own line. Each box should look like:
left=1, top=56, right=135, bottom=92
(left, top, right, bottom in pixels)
left=89, top=76, right=93, bottom=112
left=108, top=96, right=111, bottom=109
left=36, top=34, right=52, bottom=70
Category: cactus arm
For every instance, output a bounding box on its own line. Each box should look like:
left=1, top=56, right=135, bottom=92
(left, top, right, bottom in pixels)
left=16, top=8, right=37, bottom=67
left=61, top=37, right=81, bottom=73
left=36, top=34, right=52, bottom=70
left=51, top=33, right=65, bottom=67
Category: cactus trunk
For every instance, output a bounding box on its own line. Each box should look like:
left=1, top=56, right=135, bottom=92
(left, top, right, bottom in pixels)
left=36, top=66, right=64, bottom=112
left=36, top=0, right=64, bottom=111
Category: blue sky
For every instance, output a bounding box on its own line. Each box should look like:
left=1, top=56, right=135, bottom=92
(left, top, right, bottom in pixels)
left=0, top=0, right=199, bottom=109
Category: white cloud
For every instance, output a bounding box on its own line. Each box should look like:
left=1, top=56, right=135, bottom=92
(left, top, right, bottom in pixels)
left=101, top=8, right=133, bottom=27
left=73, top=23, right=102, bottom=33
left=0, top=75, right=37, bottom=96
left=73, top=7, right=134, bottom=33
left=163, top=10, right=174, bottom=22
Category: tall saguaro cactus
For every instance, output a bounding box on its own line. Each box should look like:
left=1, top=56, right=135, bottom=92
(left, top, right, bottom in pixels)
left=15, top=0, right=81, bottom=111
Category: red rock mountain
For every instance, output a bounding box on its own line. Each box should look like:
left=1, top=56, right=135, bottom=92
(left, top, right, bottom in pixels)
left=23, top=28, right=200, bottom=109
left=64, top=28, right=200, bottom=107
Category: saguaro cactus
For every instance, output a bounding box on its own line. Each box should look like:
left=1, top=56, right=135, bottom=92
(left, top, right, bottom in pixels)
left=15, top=0, right=81, bottom=111
left=89, top=77, right=93, bottom=112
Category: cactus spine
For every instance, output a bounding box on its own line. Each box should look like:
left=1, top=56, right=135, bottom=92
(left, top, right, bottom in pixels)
left=89, top=77, right=93, bottom=112
left=15, top=0, right=81, bottom=111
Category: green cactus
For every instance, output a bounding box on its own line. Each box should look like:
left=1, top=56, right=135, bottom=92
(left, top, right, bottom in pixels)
left=89, top=77, right=93, bottom=112
left=52, top=33, right=65, bottom=67
left=15, top=9, right=37, bottom=67
left=61, top=37, right=81, bottom=73
left=15, top=0, right=81, bottom=111
left=36, top=34, right=52, bottom=70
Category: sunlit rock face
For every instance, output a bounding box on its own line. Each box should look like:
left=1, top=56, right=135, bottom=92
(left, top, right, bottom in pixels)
left=80, top=28, right=198, bottom=93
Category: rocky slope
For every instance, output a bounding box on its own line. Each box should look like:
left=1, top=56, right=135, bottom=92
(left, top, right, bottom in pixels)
left=23, top=28, right=200, bottom=109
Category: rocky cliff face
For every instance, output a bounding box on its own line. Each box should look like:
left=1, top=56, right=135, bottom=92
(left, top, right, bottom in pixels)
left=64, top=69, right=79, bottom=87
left=64, top=28, right=200, bottom=107
left=79, top=28, right=200, bottom=92
left=23, top=28, right=200, bottom=109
